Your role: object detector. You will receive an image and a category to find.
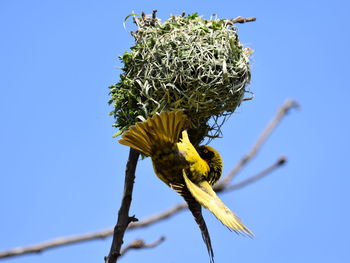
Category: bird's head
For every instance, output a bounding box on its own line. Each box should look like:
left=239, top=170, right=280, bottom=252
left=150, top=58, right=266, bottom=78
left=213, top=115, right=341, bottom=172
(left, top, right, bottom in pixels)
left=197, top=145, right=223, bottom=185
left=197, top=145, right=223, bottom=171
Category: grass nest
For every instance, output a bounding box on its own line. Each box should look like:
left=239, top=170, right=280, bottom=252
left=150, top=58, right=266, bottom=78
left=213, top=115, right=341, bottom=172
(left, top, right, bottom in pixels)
left=109, top=12, right=253, bottom=145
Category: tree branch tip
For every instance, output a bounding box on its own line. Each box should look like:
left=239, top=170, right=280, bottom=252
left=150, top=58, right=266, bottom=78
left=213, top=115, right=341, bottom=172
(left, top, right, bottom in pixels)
left=278, top=156, right=287, bottom=165
left=119, top=236, right=166, bottom=258
left=230, top=16, right=257, bottom=24
left=129, top=215, right=139, bottom=223
left=284, top=99, right=300, bottom=111
left=213, top=184, right=225, bottom=192
left=152, top=10, right=158, bottom=19
left=146, top=236, right=166, bottom=247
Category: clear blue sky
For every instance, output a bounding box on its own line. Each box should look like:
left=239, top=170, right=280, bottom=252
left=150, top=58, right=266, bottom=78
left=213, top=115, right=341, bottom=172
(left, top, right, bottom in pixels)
left=1, top=0, right=349, bottom=262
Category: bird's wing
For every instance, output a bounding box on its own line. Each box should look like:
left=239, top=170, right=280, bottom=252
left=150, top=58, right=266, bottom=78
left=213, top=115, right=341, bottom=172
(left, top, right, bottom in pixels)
left=171, top=183, right=214, bottom=263
left=182, top=170, right=254, bottom=237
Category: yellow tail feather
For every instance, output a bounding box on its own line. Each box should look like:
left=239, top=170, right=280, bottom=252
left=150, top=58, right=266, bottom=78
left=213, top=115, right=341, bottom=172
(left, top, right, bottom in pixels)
left=119, top=111, right=187, bottom=156
left=182, top=170, right=254, bottom=237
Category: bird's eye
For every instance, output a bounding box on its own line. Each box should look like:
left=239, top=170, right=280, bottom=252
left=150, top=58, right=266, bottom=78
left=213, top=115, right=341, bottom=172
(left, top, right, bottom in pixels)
left=198, top=147, right=214, bottom=160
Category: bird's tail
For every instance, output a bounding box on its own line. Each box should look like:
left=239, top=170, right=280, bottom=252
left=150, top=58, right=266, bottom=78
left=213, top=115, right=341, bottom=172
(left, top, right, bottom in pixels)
left=183, top=170, right=254, bottom=237
left=119, top=111, right=187, bottom=156
left=171, top=183, right=215, bottom=263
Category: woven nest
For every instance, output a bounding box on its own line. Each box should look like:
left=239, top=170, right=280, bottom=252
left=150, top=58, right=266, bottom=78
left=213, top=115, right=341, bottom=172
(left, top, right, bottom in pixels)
left=109, top=12, right=252, bottom=145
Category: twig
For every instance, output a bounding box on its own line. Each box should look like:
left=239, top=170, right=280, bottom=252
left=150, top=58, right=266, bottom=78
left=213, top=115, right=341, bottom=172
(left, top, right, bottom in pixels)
left=128, top=203, right=187, bottom=230
left=0, top=205, right=187, bottom=259
left=0, top=100, right=297, bottom=260
left=0, top=229, right=113, bottom=259
left=216, top=99, right=298, bottom=190
left=105, top=148, right=140, bottom=263
left=0, top=158, right=285, bottom=259
left=230, top=16, right=257, bottom=24
left=119, top=237, right=165, bottom=258
left=225, top=156, right=286, bottom=191
left=152, top=9, right=157, bottom=20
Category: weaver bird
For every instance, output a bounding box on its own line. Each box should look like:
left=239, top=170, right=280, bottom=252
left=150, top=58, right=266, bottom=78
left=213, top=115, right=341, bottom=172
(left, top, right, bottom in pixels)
left=119, top=111, right=253, bottom=262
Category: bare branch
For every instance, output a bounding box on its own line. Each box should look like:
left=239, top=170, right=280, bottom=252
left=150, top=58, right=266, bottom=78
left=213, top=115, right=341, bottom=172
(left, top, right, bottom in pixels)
left=230, top=16, right=257, bottom=24
left=216, top=99, right=298, bottom=190
left=0, top=100, right=297, bottom=260
left=224, top=156, right=287, bottom=191
left=152, top=9, right=158, bottom=20
left=128, top=203, right=187, bottom=230
left=0, top=205, right=186, bottom=259
left=0, top=229, right=113, bottom=259
left=0, top=158, right=285, bottom=260
left=105, top=148, right=140, bottom=263
left=119, top=237, right=165, bottom=258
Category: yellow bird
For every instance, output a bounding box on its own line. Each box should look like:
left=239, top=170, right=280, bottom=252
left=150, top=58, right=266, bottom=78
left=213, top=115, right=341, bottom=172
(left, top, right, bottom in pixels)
left=119, top=111, right=253, bottom=262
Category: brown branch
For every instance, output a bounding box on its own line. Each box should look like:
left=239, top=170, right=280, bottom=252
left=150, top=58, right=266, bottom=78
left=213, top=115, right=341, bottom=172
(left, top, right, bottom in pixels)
left=152, top=9, right=158, bottom=20
left=0, top=158, right=285, bottom=260
left=0, top=100, right=297, bottom=260
left=119, top=236, right=165, bottom=258
left=105, top=148, right=140, bottom=263
left=128, top=154, right=285, bottom=228
left=128, top=203, right=187, bottom=230
left=225, top=156, right=287, bottom=191
left=0, top=229, right=113, bottom=259
left=216, top=99, right=298, bottom=190
left=230, top=16, right=257, bottom=24
left=0, top=204, right=187, bottom=259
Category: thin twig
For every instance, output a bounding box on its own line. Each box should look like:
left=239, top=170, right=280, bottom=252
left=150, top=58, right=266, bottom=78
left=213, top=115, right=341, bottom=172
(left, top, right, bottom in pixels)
left=0, top=100, right=297, bottom=260
left=152, top=9, right=158, bottom=20
left=216, top=99, right=298, bottom=190
left=119, top=236, right=165, bottom=258
left=128, top=203, right=187, bottom=230
left=0, top=229, right=113, bottom=259
left=230, top=16, right=257, bottom=24
left=0, top=205, right=188, bottom=259
left=0, top=158, right=285, bottom=259
left=225, top=156, right=287, bottom=191
left=105, top=148, right=140, bottom=263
